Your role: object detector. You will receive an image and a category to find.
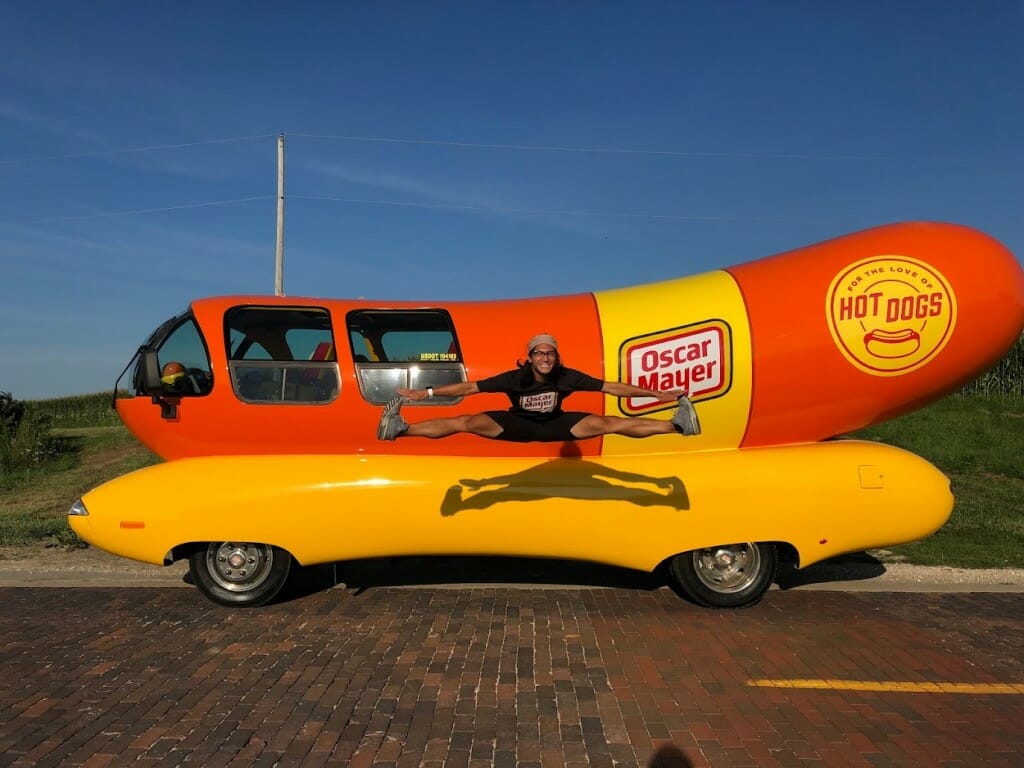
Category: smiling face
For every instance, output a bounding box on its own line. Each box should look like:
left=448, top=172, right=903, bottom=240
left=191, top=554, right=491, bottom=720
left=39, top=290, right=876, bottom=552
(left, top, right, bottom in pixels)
left=528, top=344, right=559, bottom=380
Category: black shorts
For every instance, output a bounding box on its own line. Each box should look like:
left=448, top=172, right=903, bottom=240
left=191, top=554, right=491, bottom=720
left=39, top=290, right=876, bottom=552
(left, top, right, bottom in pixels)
left=485, top=411, right=590, bottom=442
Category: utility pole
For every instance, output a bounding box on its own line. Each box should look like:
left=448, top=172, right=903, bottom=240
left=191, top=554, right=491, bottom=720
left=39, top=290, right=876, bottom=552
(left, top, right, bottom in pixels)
left=274, top=133, right=285, bottom=296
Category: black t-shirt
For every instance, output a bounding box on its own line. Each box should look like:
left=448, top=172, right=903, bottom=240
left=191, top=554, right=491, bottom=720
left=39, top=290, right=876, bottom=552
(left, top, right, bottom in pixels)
left=477, top=366, right=604, bottom=421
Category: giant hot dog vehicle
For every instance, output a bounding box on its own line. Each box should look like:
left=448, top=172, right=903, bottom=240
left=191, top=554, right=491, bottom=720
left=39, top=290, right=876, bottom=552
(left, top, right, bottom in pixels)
left=69, top=222, right=1024, bottom=608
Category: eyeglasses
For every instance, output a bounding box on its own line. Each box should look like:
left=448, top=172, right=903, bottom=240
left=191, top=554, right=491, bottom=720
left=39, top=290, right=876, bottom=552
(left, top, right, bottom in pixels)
left=531, top=349, right=557, bottom=358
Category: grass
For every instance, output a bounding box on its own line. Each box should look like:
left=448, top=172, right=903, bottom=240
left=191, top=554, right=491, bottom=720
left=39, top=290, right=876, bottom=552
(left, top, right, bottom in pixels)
left=0, top=426, right=158, bottom=548
left=850, top=393, right=1023, bottom=568
left=0, top=390, right=1021, bottom=568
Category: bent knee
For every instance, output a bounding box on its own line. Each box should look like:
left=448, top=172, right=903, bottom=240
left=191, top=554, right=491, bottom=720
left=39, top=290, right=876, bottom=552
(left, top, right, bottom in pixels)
left=571, top=414, right=617, bottom=438
left=465, top=413, right=503, bottom=437
left=449, top=414, right=475, bottom=430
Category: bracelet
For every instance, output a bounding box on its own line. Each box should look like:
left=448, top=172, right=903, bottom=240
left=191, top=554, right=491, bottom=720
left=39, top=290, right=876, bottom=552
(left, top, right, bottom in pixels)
left=426, top=387, right=434, bottom=398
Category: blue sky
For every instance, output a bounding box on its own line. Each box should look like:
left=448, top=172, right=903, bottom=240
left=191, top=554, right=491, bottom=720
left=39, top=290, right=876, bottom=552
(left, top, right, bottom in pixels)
left=2, top=2, right=1022, bottom=399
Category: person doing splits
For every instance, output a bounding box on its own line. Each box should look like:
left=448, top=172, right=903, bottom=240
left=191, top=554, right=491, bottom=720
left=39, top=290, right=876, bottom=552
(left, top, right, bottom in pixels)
left=377, top=334, right=701, bottom=442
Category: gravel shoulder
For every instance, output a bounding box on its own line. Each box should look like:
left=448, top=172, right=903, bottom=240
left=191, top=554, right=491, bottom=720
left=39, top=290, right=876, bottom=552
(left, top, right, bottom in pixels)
left=1, top=544, right=1022, bottom=592
left=0, top=544, right=190, bottom=587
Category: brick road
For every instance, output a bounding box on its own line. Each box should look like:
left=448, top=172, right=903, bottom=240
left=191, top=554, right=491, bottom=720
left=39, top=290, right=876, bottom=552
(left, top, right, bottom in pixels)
left=1, top=580, right=1022, bottom=767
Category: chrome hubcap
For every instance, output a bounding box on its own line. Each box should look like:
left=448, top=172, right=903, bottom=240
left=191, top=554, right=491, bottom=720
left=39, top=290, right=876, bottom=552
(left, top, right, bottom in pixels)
left=692, top=543, right=761, bottom=593
left=207, top=542, right=273, bottom=592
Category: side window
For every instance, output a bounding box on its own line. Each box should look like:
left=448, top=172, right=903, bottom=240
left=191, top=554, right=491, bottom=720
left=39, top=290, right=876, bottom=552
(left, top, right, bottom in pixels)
left=154, top=317, right=213, bottom=396
left=225, top=306, right=339, bottom=405
left=347, top=310, right=465, bottom=404
left=228, top=330, right=271, bottom=360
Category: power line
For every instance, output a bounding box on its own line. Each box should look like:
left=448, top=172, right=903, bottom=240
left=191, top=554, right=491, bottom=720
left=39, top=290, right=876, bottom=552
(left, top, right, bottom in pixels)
left=290, top=132, right=1016, bottom=164
left=3, top=130, right=1012, bottom=230
left=0, top=196, right=273, bottom=227
left=0, top=193, right=799, bottom=229
left=2, top=130, right=1019, bottom=168
left=291, top=194, right=793, bottom=223
left=0, top=134, right=279, bottom=165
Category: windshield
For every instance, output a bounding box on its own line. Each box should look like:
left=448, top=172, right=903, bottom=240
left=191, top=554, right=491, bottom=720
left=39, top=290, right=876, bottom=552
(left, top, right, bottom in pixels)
left=130, top=312, right=214, bottom=396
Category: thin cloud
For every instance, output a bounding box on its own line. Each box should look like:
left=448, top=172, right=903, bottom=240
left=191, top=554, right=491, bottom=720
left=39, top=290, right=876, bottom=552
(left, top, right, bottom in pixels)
left=1, top=212, right=273, bottom=297
left=305, top=161, right=618, bottom=238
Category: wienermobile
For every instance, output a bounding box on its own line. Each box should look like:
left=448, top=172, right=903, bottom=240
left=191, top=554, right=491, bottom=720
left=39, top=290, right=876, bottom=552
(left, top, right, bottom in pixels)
left=69, top=222, right=1024, bottom=608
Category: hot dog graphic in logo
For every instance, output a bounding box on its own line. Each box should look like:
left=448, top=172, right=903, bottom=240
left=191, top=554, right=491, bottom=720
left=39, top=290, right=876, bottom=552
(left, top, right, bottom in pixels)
left=863, top=327, right=920, bottom=359
left=827, top=256, right=956, bottom=376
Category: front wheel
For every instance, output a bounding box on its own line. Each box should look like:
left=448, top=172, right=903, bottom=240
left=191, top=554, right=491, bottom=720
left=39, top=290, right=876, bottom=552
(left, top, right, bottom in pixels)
left=668, top=542, right=777, bottom=608
left=189, top=542, right=292, bottom=607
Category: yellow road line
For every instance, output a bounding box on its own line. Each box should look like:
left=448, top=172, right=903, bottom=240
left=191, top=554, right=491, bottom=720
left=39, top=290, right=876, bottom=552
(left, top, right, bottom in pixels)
left=747, top=679, right=1024, bottom=694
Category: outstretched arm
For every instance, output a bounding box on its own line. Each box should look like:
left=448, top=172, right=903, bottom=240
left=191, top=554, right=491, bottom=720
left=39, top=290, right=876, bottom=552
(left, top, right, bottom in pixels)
left=601, top=380, right=686, bottom=402
left=398, top=381, right=482, bottom=401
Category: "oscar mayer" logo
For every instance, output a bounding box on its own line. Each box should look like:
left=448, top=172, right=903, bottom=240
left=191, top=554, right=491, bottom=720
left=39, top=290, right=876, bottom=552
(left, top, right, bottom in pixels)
left=826, top=256, right=957, bottom=376
left=618, top=320, right=732, bottom=415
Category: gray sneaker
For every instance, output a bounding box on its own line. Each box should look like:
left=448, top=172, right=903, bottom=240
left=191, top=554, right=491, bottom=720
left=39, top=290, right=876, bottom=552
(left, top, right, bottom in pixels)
left=671, top=395, right=701, bottom=436
left=377, top=396, right=409, bottom=440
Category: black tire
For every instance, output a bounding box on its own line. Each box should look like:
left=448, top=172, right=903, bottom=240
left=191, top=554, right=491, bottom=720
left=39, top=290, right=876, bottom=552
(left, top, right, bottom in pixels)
left=188, top=542, right=291, bottom=607
left=668, top=542, right=777, bottom=608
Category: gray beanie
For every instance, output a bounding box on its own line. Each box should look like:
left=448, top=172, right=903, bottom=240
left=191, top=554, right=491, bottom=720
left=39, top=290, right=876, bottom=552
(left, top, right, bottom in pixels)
left=527, top=334, right=558, bottom=353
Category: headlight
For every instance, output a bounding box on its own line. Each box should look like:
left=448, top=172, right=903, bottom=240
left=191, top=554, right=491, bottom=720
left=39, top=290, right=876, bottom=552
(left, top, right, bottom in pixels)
left=68, top=499, right=89, bottom=516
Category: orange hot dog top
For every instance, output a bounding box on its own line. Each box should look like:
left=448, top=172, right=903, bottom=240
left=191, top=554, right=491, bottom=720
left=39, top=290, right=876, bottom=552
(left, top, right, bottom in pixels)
left=117, top=222, right=1024, bottom=460
left=728, top=222, right=1024, bottom=447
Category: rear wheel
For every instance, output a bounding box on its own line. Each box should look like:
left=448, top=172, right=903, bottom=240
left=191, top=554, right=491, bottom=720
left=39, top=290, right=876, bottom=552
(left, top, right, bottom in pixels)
left=668, top=542, right=777, bottom=608
left=189, top=542, right=291, bottom=607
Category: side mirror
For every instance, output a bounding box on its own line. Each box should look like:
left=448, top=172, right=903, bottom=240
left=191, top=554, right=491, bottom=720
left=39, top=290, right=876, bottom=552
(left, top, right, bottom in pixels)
left=140, top=350, right=163, bottom=396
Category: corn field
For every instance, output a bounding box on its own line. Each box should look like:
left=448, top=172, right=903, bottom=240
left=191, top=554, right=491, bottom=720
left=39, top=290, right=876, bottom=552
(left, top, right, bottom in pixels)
left=960, top=333, right=1024, bottom=398
left=25, top=392, right=124, bottom=428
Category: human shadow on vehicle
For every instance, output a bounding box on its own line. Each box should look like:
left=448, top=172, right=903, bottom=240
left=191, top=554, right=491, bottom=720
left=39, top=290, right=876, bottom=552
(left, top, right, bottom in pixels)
left=440, top=457, right=690, bottom=517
